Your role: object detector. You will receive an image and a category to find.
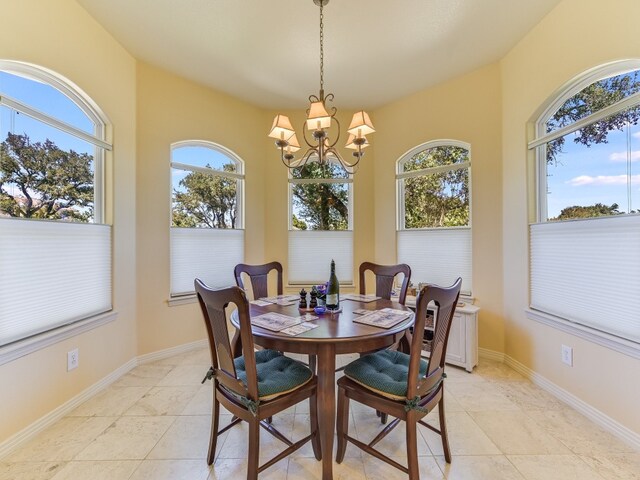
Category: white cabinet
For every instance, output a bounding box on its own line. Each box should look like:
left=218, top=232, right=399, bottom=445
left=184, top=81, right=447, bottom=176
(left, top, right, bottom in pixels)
left=400, top=296, right=479, bottom=372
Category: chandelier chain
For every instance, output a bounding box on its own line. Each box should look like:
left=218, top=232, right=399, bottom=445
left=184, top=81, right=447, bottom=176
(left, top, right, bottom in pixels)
left=319, top=1, right=324, bottom=93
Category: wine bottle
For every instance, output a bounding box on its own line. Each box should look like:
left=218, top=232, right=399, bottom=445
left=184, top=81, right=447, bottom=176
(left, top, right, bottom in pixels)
left=326, top=259, right=340, bottom=310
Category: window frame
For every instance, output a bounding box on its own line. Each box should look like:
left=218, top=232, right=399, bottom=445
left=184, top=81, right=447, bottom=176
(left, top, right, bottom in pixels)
left=0, top=61, right=113, bottom=363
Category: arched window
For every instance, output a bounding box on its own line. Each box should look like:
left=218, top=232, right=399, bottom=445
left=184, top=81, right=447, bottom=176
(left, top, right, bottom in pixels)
left=288, top=161, right=353, bottom=284
left=529, top=61, right=640, bottom=345
left=0, top=61, right=112, bottom=347
left=169, top=141, right=245, bottom=297
left=396, top=140, right=472, bottom=295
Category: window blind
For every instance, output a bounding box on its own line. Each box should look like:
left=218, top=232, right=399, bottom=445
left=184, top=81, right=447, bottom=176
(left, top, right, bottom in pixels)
left=0, top=219, right=112, bottom=347
left=288, top=230, right=353, bottom=284
left=170, top=227, right=244, bottom=296
left=530, top=216, right=640, bottom=343
left=397, top=228, right=472, bottom=295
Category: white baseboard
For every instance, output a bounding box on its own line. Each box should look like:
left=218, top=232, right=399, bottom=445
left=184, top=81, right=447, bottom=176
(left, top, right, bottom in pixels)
left=480, top=348, right=640, bottom=451
left=0, top=357, right=137, bottom=460
left=0, top=339, right=209, bottom=460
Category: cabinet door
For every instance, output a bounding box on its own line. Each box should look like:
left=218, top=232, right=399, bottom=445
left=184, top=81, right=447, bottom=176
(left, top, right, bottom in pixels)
left=445, top=314, right=466, bottom=365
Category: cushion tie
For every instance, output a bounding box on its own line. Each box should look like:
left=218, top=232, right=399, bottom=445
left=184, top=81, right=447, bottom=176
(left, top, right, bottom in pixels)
left=403, top=373, right=447, bottom=413
left=201, top=366, right=215, bottom=384
left=241, top=397, right=260, bottom=416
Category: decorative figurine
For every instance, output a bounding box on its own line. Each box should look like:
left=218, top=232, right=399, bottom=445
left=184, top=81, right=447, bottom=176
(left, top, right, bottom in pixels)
left=309, top=286, right=318, bottom=309
left=299, top=288, right=307, bottom=309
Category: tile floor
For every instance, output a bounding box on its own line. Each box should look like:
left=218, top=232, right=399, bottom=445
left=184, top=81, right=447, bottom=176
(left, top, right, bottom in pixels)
left=1, top=348, right=638, bottom=480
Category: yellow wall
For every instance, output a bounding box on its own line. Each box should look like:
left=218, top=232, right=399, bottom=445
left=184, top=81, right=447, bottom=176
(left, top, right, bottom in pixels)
left=372, top=64, right=504, bottom=353
left=501, top=0, right=640, bottom=433
left=0, top=0, right=137, bottom=440
left=136, top=63, right=267, bottom=355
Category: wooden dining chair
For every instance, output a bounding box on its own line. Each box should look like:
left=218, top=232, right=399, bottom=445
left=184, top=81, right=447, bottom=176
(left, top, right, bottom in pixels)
left=359, top=262, right=411, bottom=305
left=195, top=279, right=321, bottom=478
left=234, top=261, right=283, bottom=300
left=336, top=278, right=462, bottom=479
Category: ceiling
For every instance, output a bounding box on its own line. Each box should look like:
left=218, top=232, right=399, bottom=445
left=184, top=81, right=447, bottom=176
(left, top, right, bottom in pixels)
left=76, top=0, right=561, bottom=110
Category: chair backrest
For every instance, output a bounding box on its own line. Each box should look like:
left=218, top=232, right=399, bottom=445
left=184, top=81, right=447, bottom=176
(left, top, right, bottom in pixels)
left=359, top=262, right=412, bottom=304
left=195, top=279, right=259, bottom=402
left=234, top=261, right=283, bottom=300
left=406, top=278, right=462, bottom=399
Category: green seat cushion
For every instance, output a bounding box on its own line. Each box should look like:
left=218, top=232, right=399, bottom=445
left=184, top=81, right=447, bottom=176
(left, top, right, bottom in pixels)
left=344, top=350, right=428, bottom=400
left=234, top=349, right=312, bottom=401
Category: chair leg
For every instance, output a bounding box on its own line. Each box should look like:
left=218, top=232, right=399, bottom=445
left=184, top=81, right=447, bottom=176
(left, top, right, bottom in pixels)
left=439, top=396, right=452, bottom=463
left=247, top=418, right=260, bottom=480
left=335, top=386, right=350, bottom=463
left=207, top=395, right=220, bottom=465
left=380, top=412, right=388, bottom=424
left=406, top=412, right=419, bottom=480
left=310, top=392, right=322, bottom=461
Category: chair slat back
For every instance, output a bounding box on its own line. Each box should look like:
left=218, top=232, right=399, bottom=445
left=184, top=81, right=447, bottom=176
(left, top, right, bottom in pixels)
left=407, top=278, right=462, bottom=398
left=195, top=279, right=259, bottom=401
left=359, top=262, right=412, bottom=304
left=234, top=262, right=283, bottom=300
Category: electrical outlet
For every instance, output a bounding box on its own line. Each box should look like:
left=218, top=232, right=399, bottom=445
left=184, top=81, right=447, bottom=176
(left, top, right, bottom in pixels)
left=67, top=348, right=79, bottom=371
left=561, top=344, right=573, bottom=366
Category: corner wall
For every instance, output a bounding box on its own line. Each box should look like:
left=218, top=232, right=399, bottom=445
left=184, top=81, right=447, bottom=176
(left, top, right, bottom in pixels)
left=0, top=0, right=137, bottom=441
left=501, top=0, right=640, bottom=434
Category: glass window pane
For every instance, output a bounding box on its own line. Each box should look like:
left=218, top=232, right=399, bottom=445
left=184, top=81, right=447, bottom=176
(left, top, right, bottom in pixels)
left=0, top=71, right=95, bottom=134
left=402, top=145, right=468, bottom=173
left=291, top=182, right=349, bottom=230
left=545, top=111, right=634, bottom=220
left=171, top=167, right=238, bottom=228
left=0, top=105, right=96, bottom=223
left=545, top=69, right=640, bottom=134
left=172, top=145, right=236, bottom=172
left=403, top=168, right=469, bottom=228
left=291, top=160, right=349, bottom=180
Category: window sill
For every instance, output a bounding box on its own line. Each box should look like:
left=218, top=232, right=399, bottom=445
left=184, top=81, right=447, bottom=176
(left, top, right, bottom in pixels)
left=168, top=295, right=198, bottom=307
left=0, top=311, right=118, bottom=366
left=526, top=308, right=640, bottom=359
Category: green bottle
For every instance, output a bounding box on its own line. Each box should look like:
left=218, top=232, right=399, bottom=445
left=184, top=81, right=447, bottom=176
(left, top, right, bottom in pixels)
left=326, top=259, right=340, bottom=310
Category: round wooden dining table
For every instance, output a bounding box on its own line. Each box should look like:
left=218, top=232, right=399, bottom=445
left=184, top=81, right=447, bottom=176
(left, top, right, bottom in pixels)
left=230, top=298, right=414, bottom=480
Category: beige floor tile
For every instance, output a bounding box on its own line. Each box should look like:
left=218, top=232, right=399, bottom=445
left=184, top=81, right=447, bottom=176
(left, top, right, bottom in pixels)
left=124, top=386, right=200, bottom=416
left=362, top=455, right=443, bottom=480
left=49, top=460, right=140, bottom=480
left=129, top=459, right=211, bottom=480
left=177, top=348, right=212, bottom=366
left=147, top=415, right=214, bottom=460
left=207, top=458, right=288, bottom=479
left=113, top=365, right=175, bottom=387
left=444, top=366, right=488, bottom=384
left=445, top=382, right=521, bottom=412
left=526, top=408, right=635, bottom=455
left=288, top=456, right=366, bottom=480
left=74, top=416, right=176, bottom=460
left=493, top=381, right=566, bottom=411
left=579, top=453, right=640, bottom=480
left=0, top=461, right=65, bottom=480
left=217, top=414, right=295, bottom=460
left=470, top=411, right=571, bottom=455
left=435, top=455, right=525, bottom=480
left=353, top=412, right=431, bottom=458
left=473, top=360, right=526, bottom=382
left=507, top=455, right=604, bottom=480
left=68, top=386, right=151, bottom=417
left=7, top=416, right=116, bottom=462
left=156, top=365, right=209, bottom=387
left=420, top=412, right=501, bottom=456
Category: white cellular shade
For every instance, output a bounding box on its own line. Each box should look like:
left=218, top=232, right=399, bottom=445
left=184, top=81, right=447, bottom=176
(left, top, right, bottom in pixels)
left=530, top=216, right=640, bottom=343
left=171, top=228, right=244, bottom=296
left=0, top=219, right=112, bottom=347
left=397, top=228, right=472, bottom=294
left=288, top=230, right=353, bottom=284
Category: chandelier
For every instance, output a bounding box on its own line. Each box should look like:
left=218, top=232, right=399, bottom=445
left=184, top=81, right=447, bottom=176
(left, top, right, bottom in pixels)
left=268, top=0, right=375, bottom=174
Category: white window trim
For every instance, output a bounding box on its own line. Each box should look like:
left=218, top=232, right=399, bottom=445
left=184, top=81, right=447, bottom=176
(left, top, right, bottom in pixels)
left=0, top=311, right=118, bottom=366
left=528, top=60, right=640, bottom=349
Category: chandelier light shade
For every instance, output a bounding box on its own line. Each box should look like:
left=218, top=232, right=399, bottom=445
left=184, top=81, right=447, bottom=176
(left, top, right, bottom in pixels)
left=268, top=0, right=375, bottom=174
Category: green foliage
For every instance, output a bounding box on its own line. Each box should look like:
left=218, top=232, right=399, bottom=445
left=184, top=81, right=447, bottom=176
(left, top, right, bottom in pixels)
left=0, top=133, right=94, bottom=221
left=172, top=163, right=238, bottom=228
left=291, top=162, right=349, bottom=230
left=403, top=146, right=469, bottom=228
left=551, top=202, right=622, bottom=221
left=546, top=71, right=640, bottom=165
